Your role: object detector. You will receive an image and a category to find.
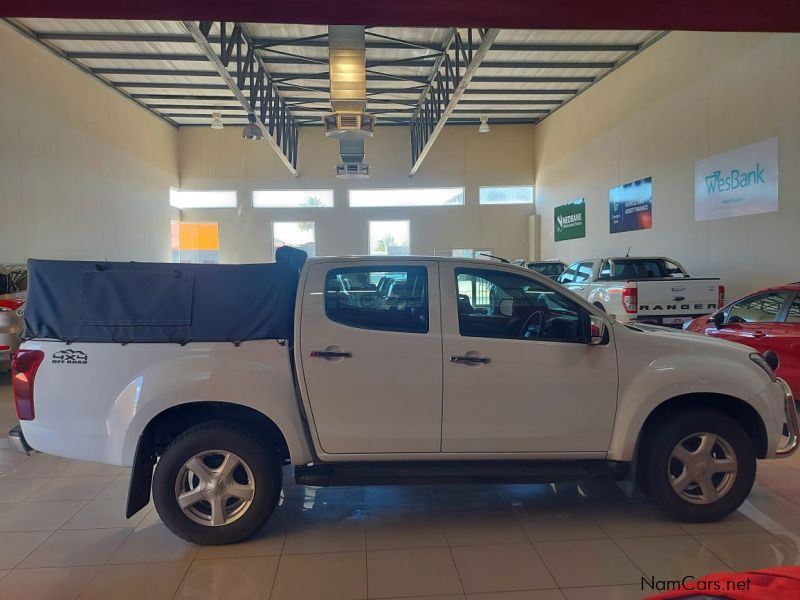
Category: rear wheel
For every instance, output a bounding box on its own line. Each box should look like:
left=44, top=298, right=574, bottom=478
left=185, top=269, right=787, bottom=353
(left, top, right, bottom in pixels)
left=641, top=410, right=755, bottom=522
left=152, top=421, right=282, bottom=545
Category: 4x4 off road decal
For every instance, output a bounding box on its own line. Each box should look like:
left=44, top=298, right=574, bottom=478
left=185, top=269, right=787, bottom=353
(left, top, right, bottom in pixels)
left=52, top=349, right=88, bottom=365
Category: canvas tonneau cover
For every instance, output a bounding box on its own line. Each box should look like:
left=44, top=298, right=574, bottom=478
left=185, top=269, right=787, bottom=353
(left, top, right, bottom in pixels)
left=23, top=246, right=307, bottom=344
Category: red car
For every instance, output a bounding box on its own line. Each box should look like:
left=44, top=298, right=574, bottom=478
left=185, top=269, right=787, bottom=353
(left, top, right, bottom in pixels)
left=685, top=283, right=800, bottom=394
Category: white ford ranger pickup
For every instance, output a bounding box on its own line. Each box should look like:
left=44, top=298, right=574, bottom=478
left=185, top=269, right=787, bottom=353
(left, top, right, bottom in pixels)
left=9, top=254, right=798, bottom=545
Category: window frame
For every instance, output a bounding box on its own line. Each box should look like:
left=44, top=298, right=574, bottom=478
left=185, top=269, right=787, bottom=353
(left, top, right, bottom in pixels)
left=324, top=265, right=430, bottom=334
left=454, top=266, right=590, bottom=344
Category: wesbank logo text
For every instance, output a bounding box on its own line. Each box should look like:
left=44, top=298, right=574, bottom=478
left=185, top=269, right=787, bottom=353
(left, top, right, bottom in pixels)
left=704, top=163, right=766, bottom=194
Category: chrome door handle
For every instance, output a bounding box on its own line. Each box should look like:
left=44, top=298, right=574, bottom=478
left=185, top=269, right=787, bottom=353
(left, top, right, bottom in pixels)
left=310, top=350, right=352, bottom=359
left=450, top=355, right=490, bottom=365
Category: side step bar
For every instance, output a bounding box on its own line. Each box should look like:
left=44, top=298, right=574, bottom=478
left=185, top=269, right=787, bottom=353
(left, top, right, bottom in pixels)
left=295, top=460, right=630, bottom=487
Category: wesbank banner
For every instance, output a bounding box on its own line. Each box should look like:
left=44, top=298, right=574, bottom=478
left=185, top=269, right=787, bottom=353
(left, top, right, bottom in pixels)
left=554, top=199, right=586, bottom=242
left=694, top=137, right=778, bottom=222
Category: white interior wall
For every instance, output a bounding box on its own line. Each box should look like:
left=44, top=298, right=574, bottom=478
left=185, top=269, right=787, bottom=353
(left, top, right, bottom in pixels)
left=534, top=31, right=800, bottom=299
left=177, top=124, right=535, bottom=262
left=0, top=23, right=179, bottom=264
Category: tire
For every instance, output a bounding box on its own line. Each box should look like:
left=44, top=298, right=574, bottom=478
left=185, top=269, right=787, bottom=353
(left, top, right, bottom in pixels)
left=593, top=303, right=606, bottom=312
left=640, top=409, right=755, bottom=522
left=152, top=420, right=282, bottom=545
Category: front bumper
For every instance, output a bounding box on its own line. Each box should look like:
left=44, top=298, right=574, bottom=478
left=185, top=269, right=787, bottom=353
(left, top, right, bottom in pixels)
left=775, top=378, right=799, bottom=456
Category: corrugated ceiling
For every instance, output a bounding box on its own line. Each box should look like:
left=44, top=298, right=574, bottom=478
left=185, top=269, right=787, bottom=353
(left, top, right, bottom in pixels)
left=9, top=18, right=663, bottom=128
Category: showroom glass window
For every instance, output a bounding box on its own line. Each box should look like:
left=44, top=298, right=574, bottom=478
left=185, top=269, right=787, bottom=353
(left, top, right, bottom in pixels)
left=350, top=188, right=464, bottom=207
left=272, top=221, right=316, bottom=258
left=324, top=267, right=428, bottom=333
left=725, top=292, right=788, bottom=323
left=253, top=190, right=333, bottom=208
left=479, top=186, right=534, bottom=205
left=369, top=221, right=410, bottom=255
left=455, top=268, right=584, bottom=343
left=169, top=189, right=237, bottom=209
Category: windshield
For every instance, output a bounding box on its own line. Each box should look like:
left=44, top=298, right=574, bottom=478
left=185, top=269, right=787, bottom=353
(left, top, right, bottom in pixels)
left=601, top=259, right=685, bottom=280
left=528, top=263, right=565, bottom=278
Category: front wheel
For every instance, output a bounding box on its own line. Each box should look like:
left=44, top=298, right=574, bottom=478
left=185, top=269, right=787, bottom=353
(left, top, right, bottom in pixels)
left=641, top=410, right=755, bottom=522
left=152, top=421, right=282, bottom=545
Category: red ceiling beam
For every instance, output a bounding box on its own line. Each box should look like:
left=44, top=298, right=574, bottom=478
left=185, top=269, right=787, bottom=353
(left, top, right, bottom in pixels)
left=1, top=0, right=798, bottom=32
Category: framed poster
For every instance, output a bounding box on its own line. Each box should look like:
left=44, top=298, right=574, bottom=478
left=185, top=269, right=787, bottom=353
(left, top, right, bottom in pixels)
left=609, top=176, right=652, bottom=234
left=694, top=137, right=778, bottom=222
left=554, top=199, right=586, bottom=242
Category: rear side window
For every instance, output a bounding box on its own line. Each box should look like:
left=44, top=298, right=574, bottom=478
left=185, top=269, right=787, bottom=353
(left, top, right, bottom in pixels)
left=325, top=266, right=428, bottom=333
left=573, top=262, right=594, bottom=283
left=559, top=263, right=579, bottom=283
left=606, top=259, right=684, bottom=280
left=786, top=296, right=800, bottom=323
left=726, top=292, right=787, bottom=324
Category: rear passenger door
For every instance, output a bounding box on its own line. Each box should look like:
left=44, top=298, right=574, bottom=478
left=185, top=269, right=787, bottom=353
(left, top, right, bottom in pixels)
left=298, top=261, right=443, bottom=454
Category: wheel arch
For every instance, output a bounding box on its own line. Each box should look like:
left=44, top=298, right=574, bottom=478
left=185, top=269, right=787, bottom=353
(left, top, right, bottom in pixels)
left=634, top=393, right=768, bottom=462
left=125, top=401, right=293, bottom=519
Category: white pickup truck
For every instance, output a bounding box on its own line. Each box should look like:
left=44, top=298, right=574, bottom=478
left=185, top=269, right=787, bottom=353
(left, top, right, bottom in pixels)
left=558, top=256, right=724, bottom=328
left=10, top=255, right=798, bottom=545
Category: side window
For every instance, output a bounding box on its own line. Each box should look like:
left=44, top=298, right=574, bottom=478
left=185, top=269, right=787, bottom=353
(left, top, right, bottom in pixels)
left=726, top=292, right=787, bottom=324
left=560, top=263, right=579, bottom=283
left=455, top=268, right=586, bottom=343
left=785, top=296, right=800, bottom=323
left=599, top=261, right=611, bottom=280
left=325, top=266, right=428, bottom=333
left=665, top=259, right=687, bottom=277
left=573, top=261, right=594, bottom=283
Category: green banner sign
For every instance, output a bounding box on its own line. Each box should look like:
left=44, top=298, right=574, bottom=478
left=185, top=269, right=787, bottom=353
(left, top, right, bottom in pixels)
left=554, top=199, right=586, bottom=242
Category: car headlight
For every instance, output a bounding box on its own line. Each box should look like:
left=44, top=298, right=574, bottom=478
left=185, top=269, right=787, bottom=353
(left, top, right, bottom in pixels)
left=750, top=352, right=777, bottom=382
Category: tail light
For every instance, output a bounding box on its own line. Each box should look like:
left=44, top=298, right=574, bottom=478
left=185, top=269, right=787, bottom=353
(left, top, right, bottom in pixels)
left=11, top=350, right=44, bottom=421
left=718, top=285, right=725, bottom=310
left=0, top=299, right=24, bottom=311
left=622, top=286, right=638, bottom=314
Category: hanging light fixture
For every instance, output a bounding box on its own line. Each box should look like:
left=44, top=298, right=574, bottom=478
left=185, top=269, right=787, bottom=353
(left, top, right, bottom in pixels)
left=210, top=111, right=224, bottom=130
left=241, top=114, right=263, bottom=140
left=478, top=115, right=490, bottom=133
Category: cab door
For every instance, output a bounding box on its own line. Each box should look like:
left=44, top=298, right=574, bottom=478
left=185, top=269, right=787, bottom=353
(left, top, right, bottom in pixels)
left=440, top=263, right=618, bottom=453
left=298, top=260, right=442, bottom=454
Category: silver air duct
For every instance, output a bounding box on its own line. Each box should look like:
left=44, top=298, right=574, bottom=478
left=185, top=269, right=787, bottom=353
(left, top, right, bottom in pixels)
left=326, top=25, right=373, bottom=178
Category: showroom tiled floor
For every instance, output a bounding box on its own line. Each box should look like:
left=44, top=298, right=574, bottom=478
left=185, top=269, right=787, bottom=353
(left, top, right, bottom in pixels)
left=1, top=373, right=800, bottom=599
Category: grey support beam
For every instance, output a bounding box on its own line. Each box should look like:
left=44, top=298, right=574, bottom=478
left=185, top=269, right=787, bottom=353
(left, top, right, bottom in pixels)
left=409, top=28, right=500, bottom=176
left=183, top=21, right=299, bottom=176
left=33, top=32, right=639, bottom=53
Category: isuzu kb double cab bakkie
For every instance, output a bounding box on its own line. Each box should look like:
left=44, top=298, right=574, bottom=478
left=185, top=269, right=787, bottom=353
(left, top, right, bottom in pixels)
left=10, top=253, right=799, bottom=544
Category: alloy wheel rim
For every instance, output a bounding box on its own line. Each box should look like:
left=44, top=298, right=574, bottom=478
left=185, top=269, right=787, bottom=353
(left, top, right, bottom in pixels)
left=175, top=450, right=256, bottom=526
left=668, top=432, right=738, bottom=505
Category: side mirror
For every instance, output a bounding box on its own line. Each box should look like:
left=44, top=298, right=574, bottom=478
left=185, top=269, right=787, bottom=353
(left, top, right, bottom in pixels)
left=713, top=311, right=726, bottom=330
left=589, top=315, right=606, bottom=345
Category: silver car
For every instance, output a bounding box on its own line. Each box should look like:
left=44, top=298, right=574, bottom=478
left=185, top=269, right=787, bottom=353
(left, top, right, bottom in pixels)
left=0, top=266, right=27, bottom=370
